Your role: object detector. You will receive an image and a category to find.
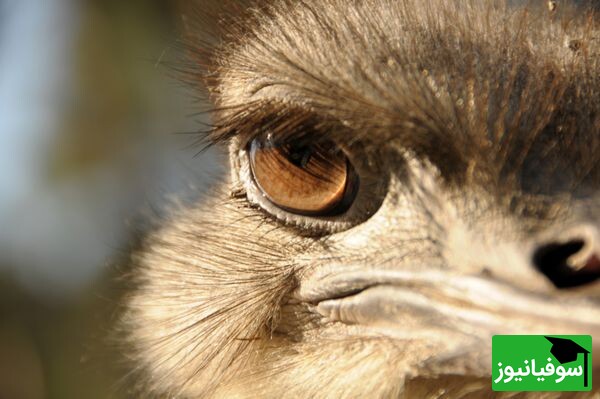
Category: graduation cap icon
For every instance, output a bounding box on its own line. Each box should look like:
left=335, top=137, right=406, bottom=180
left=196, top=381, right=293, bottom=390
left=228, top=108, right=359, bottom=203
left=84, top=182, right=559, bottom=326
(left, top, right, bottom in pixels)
left=545, top=336, right=590, bottom=388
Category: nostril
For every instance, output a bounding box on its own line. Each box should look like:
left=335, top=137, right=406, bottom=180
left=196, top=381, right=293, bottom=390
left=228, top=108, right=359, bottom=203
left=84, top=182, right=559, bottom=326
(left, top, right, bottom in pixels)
left=533, top=240, right=600, bottom=288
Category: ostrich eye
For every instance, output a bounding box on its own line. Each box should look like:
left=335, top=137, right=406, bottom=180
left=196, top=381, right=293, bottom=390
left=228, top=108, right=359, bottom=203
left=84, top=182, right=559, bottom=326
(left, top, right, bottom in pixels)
left=248, top=138, right=359, bottom=216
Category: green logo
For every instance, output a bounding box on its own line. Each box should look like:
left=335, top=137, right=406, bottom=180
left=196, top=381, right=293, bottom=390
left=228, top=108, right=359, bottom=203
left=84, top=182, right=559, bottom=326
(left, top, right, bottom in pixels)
left=492, top=335, right=592, bottom=391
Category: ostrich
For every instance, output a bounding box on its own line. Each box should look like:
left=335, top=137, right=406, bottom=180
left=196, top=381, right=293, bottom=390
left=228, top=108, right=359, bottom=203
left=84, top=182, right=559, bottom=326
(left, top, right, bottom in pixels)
left=121, top=0, right=600, bottom=397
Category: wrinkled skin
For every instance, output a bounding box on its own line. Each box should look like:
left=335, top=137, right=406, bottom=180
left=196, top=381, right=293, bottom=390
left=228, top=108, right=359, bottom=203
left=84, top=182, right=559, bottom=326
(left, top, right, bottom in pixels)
left=122, top=1, right=600, bottom=397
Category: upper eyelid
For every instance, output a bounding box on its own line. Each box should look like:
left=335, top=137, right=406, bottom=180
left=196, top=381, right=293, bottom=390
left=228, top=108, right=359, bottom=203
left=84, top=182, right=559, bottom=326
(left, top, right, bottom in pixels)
left=210, top=100, right=360, bottom=150
left=209, top=101, right=311, bottom=144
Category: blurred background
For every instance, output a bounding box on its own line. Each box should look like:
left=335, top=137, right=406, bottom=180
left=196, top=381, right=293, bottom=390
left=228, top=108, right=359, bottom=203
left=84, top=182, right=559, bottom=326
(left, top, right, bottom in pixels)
left=0, top=1, right=218, bottom=397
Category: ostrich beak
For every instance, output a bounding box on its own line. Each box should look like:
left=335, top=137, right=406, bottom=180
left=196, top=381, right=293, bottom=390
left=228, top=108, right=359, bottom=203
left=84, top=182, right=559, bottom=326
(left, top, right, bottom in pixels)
left=295, top=266, right=600, bottom=373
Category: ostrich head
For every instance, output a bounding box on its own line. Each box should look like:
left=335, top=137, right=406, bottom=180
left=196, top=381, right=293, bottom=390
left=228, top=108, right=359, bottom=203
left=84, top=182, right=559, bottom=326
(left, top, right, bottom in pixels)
left=122, top=0, right=600, bottom=397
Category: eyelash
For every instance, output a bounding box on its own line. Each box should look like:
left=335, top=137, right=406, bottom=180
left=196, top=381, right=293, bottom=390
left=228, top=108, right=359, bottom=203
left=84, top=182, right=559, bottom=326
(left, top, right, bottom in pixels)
left=205, top=101, right=389, bottom=233
left=205, top=100, right=371, bottom=155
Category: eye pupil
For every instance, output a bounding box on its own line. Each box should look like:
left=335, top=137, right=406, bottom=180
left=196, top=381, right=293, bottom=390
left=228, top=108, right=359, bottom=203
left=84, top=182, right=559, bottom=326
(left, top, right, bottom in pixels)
left=285, top=145, right=313, bottom=168
left=248, top=138, right=358, bottom=216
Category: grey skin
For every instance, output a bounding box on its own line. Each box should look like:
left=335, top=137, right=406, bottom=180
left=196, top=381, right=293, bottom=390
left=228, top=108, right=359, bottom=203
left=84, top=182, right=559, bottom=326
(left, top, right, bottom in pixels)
left=121, top=0, right=600, bottom=397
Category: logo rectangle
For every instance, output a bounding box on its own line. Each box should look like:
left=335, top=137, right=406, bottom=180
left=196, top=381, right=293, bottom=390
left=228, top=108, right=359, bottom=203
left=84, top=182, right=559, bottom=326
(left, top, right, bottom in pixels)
left=492, top=335, right=592, bottom=391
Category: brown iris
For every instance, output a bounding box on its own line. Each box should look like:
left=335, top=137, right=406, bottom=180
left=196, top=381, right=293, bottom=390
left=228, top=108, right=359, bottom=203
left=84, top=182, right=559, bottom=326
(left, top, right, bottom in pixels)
left=249, top=139, right=358, bottom=216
